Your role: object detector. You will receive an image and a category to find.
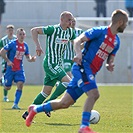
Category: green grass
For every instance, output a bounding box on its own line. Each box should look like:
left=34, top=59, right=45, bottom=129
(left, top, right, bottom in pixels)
left=0, top=85, right=133, bottom=133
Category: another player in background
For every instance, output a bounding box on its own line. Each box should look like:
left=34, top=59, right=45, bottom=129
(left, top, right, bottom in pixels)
left=0, top=24, right=16, bottom=102
left=0, top=28, right=36, bottom=109
left=64, top=17, right=83, bottom=78
left=25, top=9, right=128, bottom=133
left=45, top=17, right=83, bottom=102
left=22, top=11, right=76, bottom=119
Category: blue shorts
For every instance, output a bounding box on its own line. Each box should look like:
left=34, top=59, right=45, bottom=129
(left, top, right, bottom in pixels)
left=4, top=69, right=25, bottom=87
left=66, top=62, right=97, bottom=102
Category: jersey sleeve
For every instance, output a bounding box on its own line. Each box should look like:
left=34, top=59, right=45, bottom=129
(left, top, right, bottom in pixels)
left=85, top=27, right=103, bottom=40
left=4, top=41, right=14, bottom=51
left=110, top=35, right=120, bottom=56
left=24, top=43, right=30, bottom=55
left=42, top=25, right=54, bottom=35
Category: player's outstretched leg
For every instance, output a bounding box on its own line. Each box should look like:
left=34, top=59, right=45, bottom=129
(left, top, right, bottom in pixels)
left=22, top=108, right=50, bottom=120
left=25, top=105, right=37, bottom=127
left=78, top=126, right=97, bottom=133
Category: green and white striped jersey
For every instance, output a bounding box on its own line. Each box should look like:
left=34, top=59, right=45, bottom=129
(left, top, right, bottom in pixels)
left=0, top=35, right=16, bottom=48
left=0, top=35, right=17, bottom=73
left=64, top=27, right=83, bottom=60
left=42, top=24, right=76, bottom=66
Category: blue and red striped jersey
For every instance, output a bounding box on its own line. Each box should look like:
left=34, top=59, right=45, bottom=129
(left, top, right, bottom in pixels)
left=4, top=39, right=29, bottom=71
left=83, top=26, right=120, bottom=74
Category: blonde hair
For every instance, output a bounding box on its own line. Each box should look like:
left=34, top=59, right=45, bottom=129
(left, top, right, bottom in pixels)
left=6, top=24, right=14, bottom=29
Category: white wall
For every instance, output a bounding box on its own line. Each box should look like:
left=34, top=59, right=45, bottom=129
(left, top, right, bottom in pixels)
left=0, top=0, right=132, bottom=84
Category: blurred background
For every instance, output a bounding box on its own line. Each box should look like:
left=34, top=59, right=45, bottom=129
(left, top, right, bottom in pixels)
left=0, top=0, right=133, bottom=84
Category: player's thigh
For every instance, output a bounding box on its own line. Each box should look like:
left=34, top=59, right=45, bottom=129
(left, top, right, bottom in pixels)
left=67, top=84, right=84, bottom=102
left=4, top=70, right=14, bottom=87
left=14, top=70, right=25, bottom=83
left=44, top=74, right=58, bottom=87
left=60, top=92, right=75, bottom=106
left=81, top=67, right=97, bottom=92
left=44, top=64, right=67, bottom=85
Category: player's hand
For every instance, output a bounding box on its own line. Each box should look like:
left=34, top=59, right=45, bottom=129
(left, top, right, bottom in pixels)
left=106, top=62, right=115, bottom=72
left=7, top=60, right=14, bottom=67
left=73, top=53, right=82, bottom=65
left=30, top=56, right=36, bottom=62
left=36, top=46, right=44, bottom=56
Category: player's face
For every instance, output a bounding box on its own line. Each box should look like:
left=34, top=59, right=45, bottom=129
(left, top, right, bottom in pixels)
left=117, top=19, right=128, bottom=33
left=63, top=14, right=73, bottom=28
left=6, top=28, right=14, bottom=37
left=71, top=19, right=76, bottom=28
left=17, top=31, right=26, bottom=42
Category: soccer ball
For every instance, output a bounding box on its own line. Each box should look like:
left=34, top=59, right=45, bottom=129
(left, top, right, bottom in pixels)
left=89, top=110, right=100, bottom=124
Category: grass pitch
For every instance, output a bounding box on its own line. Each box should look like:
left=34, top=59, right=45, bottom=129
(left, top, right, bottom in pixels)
left=0, top=85, right=132, bottom=133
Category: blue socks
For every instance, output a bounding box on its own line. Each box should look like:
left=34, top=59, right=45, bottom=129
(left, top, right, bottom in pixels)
left=35, top=101, right=53, bottom=113
left=14, top=89, right=22, bottom=105
left=81, top=112, right=91, bottom=128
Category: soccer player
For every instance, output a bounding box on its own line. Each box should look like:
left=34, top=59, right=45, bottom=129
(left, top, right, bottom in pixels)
left=64, top=17, right=83, bottom=78
left=0, top=28, right=36, bottom=109
left=25, top=9, right=128, bottom=133
left=0, top=24, right=16, bottom=102
left=45, top=17, right=83, bottom=102
left=22, top=11, right=76, bottom=119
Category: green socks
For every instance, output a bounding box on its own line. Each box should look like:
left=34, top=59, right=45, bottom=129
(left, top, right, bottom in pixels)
left=46, top=82, right=67, bottom=102
left=33, top=82, right=68, bottom=104
left=32, top=92, right=48, bottom=105
left=4, top=88, right=8, bottom=97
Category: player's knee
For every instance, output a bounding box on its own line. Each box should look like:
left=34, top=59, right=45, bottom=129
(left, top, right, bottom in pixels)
left=4, top=86, right=11, bottom=90
left=90, top=89, right=100, bottom=101
left=94, top=90, right=100, bottom=101
left=60, top=100, right=70, bottom=109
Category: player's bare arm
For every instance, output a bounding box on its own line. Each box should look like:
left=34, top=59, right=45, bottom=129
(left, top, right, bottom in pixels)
left=71, top=40, right=84, bottom=50
left=73, top=34, right=88, bottom=65
left=106, top=54, right=115, bottom=72
left=0, top=48, right=14, bottom=67
left=31, top=27, right=44, bottom=56
left=26, top=55, right=36, bottom=62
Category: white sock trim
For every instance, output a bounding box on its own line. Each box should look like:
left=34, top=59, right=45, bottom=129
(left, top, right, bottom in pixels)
left=41, top=91, right=48, bottom=98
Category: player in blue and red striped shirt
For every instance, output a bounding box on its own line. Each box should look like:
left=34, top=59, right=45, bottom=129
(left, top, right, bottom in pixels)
left=0, top=28, right=36, bottom=109
left=25, top=9, right=128, bottom=133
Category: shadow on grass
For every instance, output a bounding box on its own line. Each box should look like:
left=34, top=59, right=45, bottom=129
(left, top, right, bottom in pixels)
left=3, top=108, right=27, bottom=110
left=44, top=122, right=79, bottom=126
left=2, top=100, right=14, bottom=103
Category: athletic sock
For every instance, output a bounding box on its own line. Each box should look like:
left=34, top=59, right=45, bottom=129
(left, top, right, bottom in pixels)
left=3, top=88, right=8, bottom=97
left=32, top=91, right=48, bottom=105
left=80, top=112, right=91, bottom=128
left=34, top=101, right=53, bottom=113
left=46, top=82, right=67, bottom=102
left=14, top=89, right=22, bottom=105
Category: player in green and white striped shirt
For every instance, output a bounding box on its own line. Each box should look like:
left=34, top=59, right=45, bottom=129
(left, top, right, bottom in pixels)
left=46, top=18, right=83, bottom=102
left=22, top=11, right=76, bottom=119
left=0, top=25, right=16, bottom=102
